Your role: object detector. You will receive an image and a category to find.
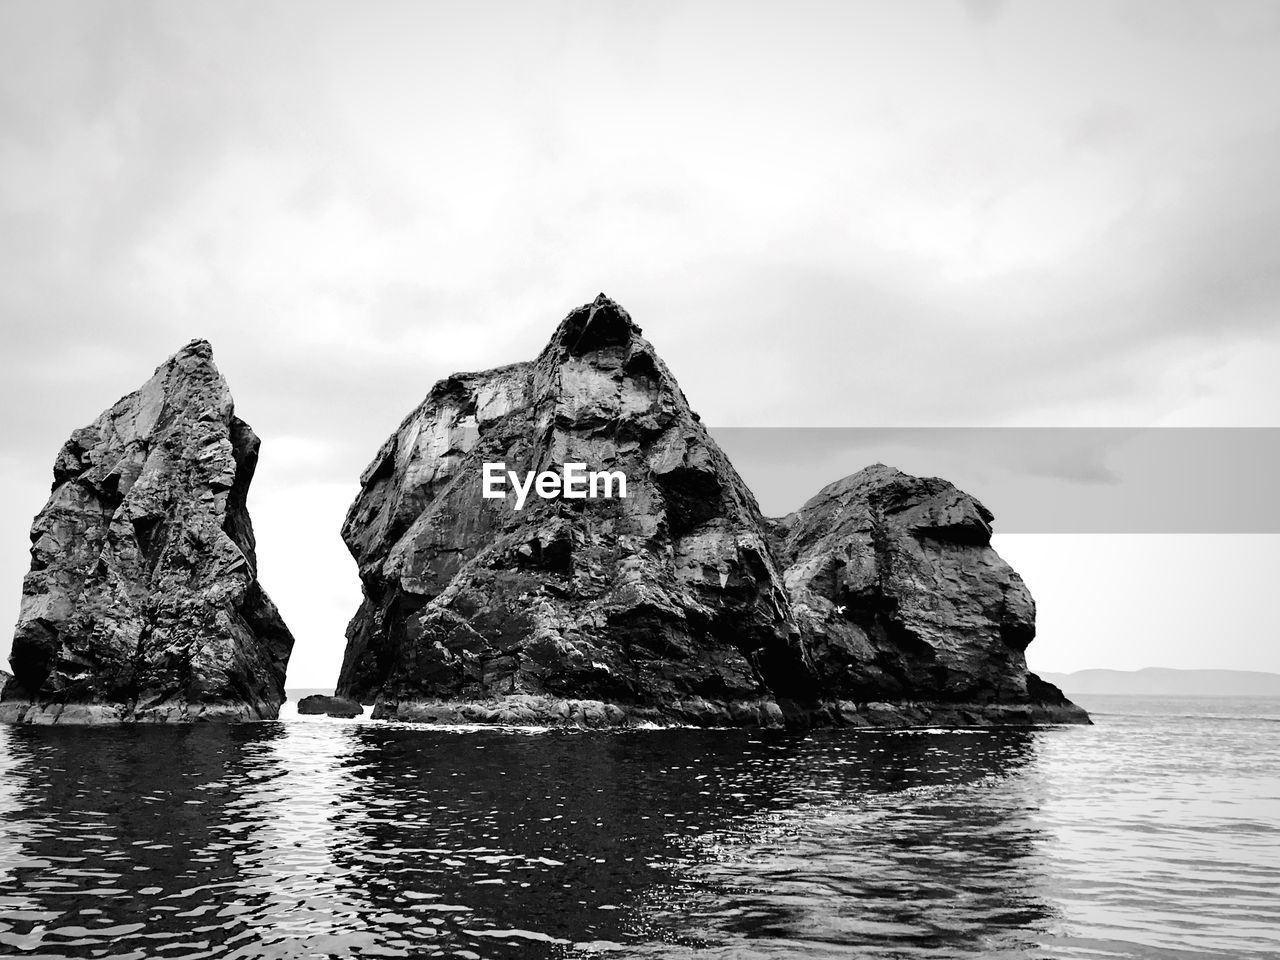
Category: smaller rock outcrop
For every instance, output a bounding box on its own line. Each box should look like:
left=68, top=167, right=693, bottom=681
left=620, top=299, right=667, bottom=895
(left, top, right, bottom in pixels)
left=0, top=669, right=10, bottom=698
left=297, top=694, right=364, bottom=718
left=0, top=340, right=295, bottom=724
left=775, top=464, right=1086, bottom=725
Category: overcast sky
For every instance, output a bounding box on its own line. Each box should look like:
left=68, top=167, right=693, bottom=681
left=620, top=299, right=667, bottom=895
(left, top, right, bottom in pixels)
left=2, top=0, right=1278, bottom=686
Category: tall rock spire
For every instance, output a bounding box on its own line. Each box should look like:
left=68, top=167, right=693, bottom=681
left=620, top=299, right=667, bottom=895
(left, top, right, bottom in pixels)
left=1, top=340, right=295, bottom=723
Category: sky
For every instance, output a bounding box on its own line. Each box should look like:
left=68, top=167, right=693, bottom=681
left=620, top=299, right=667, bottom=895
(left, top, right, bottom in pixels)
left=1, top=0, right=1278, bottom=686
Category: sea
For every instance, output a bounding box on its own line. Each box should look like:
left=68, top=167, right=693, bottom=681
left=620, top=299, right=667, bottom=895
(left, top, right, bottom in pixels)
left=0, top=694, right=1276, bottom=959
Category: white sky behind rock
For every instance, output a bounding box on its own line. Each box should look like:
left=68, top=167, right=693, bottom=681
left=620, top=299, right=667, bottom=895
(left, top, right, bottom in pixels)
left=2, top=0, right=1278, bottom=685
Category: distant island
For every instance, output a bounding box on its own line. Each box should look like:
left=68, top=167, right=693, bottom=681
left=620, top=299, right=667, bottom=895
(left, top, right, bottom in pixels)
left=1039, top=668, right=1280, bottom=697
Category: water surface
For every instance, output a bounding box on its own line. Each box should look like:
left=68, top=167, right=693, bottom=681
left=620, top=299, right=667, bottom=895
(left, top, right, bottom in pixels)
left=1, top=695, right=1276, bottom=958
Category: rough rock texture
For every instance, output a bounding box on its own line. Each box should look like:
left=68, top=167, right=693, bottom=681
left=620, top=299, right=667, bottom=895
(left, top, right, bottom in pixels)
left=339, top=295, right=813, bottom=724
left=773, top=465, right=1085, bottom=725
left=297, top=694, right=364, bottom=718
left=0, top=340, right=295, bottom=724
left=0, top=669, right=10, bottom=698
left=337, top=295, right=1086, bottom=728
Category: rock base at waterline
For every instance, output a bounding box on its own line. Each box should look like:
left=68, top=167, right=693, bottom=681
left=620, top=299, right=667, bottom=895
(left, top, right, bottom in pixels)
left=371, top=692, right=1090, bottom=729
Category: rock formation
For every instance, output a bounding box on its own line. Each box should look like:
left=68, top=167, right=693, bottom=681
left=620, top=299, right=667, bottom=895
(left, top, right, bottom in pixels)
left=0, top=340, right=295, bottom=724
left=296, top=694, right=364, bottom=718
left=339, top=295, right=812, bottom=725
left=0, top=669, right=10, bottom=698
left=774, top=464, right=1084, bottom=725
left=338, top=294, right=1085, bottom=727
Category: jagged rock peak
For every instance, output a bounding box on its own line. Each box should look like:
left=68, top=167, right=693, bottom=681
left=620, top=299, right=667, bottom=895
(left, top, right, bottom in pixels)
left=0, top=340, right=295, bottom=724
left=337, top=294, right=811, bottom=724
left=543, top=293, right=643, bottom=357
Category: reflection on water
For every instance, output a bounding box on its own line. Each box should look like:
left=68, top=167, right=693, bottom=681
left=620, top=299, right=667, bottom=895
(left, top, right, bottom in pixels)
left=0, top=697, right=1277, bottom=959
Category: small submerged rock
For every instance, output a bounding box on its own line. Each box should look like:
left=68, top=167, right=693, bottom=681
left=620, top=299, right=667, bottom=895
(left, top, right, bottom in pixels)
left=1, top=340, right=295, bottom=724
left=296, top=694, right=364, bottom=718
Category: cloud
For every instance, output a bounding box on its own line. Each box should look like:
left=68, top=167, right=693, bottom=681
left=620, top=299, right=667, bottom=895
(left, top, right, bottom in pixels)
left=961, top=0, right=1007, bottom=27
left=2, top=0, right=1279, bottom=679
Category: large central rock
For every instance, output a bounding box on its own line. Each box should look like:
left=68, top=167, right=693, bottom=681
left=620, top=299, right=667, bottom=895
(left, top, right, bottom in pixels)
left=339, top=295, right=815, bottom=724
left=1, top=340, right=295, bottom=723
left=338, top=295, right=1086, bottom=727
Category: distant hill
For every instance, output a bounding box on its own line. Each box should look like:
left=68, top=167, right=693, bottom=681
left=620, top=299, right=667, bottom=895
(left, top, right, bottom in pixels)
left=1039, top=668, right=1280, bottom=697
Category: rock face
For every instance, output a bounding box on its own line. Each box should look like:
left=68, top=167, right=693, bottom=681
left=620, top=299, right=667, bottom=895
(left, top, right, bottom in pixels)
left=337, top=295, right=1086, bottom=727
left=774, top=465, right=1084, bottom=725
left=297, top=694, right=364, bottom=718
left=339, top=295, right=813, bottom=725
left=0, top=340, right=295, bottom=724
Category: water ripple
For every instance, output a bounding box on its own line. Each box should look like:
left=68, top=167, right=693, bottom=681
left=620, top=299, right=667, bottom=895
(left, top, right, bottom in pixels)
left=0, top=696, right=1277, bottom=958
